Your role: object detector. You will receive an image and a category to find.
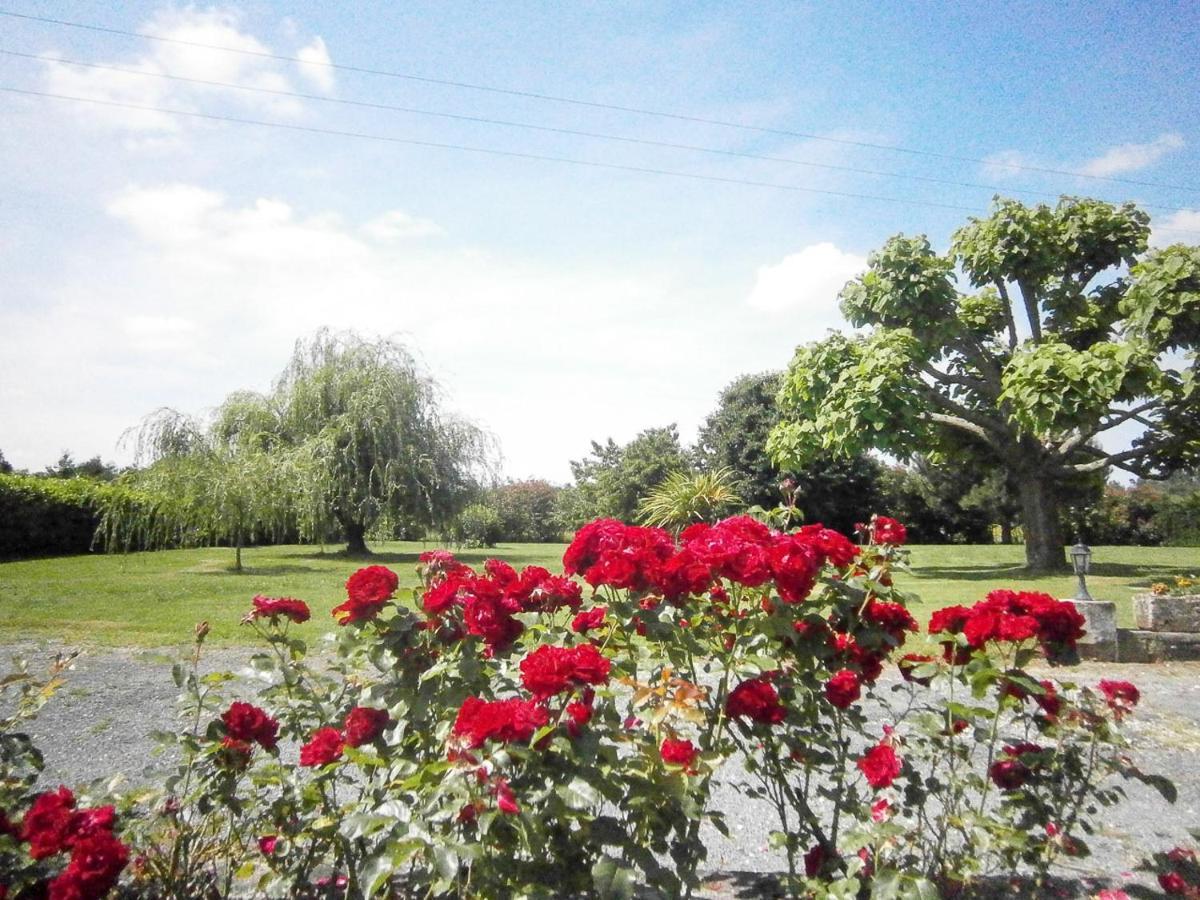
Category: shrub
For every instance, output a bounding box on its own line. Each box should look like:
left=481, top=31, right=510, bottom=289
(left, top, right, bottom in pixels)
left=452, top=502, right=503, bottom=547
left=487, top=479, right=564, bottom=542
left=0, top=515, right=1175, bottom=898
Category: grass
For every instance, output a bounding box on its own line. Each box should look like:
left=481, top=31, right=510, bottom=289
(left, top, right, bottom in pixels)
left=0, top=542, right=1195, bottom=649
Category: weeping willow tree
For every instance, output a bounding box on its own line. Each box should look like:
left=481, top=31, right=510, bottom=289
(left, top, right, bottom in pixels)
left=107, top=405, right=297, bottom=571
left=274, top=330, right=493, bottom=553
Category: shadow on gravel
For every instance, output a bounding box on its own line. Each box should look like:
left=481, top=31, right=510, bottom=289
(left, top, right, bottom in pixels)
left=696, top=871, right=1138, bottom=898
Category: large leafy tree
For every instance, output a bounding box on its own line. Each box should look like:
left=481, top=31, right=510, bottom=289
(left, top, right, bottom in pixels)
left=769, top=197, right=1200, bottom=570
left=694, top=371, right=885, bottom=534
left=560, top=425, right=689, bottom=527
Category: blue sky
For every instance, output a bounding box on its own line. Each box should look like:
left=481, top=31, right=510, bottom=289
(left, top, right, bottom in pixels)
left=1, top=1, right=1197, bottom=480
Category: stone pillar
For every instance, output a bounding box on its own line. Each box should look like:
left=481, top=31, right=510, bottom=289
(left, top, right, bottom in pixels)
left=1066, top=599, right=1118, bottom=662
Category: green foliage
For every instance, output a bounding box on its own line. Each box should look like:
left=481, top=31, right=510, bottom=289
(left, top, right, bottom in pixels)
left=771, top=196, right=1200, bottom=569
left=42, top=451, right=120, bottom=481
left=694, top=372, right=787, bottom=509
left=452, top=502, right=503, bottom=547
left=272, top=331, right=493, bottom=549
left=485, top=479, right=564, bottom=543
left=0, top=472, right=164, bottom=559
left=561, top=425, right=689, bottom=527
left=636, top=467, right=741, bottom=532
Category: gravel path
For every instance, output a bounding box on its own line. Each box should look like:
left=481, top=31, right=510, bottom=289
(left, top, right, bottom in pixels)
left=5, top=642, right=1199, bottom=897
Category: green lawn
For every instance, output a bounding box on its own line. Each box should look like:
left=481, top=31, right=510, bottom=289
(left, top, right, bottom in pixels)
left=0, top=542, right=1194, bottom=649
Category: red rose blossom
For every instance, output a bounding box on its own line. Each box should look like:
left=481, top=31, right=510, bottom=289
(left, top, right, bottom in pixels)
left=571, top=606, right=608, bottom=634
left=1159, top=871, right=1188, bottom=894
left=258, top=835, right=278, bottom=855
left=871, top=516, right=907, bottom=545
left=452, top=697, right=550, bottom=749
left=1097, top=679, right=1140, bottom=719
left=824, top=669, right=861, bottom=709
left=346, top=565, right=399, bottom=602
left=221, top=701, right=279, bottom=750
left=343, top=706, right=390, bottom=747
left=725, top=678, right=786, bottom=725
left=47, top=829, right=129, bottom=900
left=857, top=742, right=901, bottom=789
left=299, top=727, right=345, bottom=767
left=250, top=595, right=311, bottom=624
left=519, top=644, right=611, bottom=699
left=660, top=738, right=699, bottom=771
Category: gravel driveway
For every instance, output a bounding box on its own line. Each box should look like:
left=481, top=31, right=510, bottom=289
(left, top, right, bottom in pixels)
left=6, top=642, right=1199, bottom=897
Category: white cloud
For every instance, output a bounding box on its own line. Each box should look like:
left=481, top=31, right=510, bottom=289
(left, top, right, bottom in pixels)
left=983, top=133, right=1185, bottom=180
left=361, top=210, right=445, bottom=241
left=1078, top=133, right=1184, bottom=177
left=295, top=37, right=335, bottom=93
left=40, top=8, right=330, bottom=134
left=1150, top=209, right=1200, bottom=247
left=745, top=243, right=865, bottom=322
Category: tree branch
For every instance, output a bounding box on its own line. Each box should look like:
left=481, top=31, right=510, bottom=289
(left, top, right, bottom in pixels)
left=994, top=280, right=1019, bottom=349
left=1054, top=401, right=1161, bottom=458
left=918, top=362, right=988, bottom=393
left=1016, top=277, right=1043, bottom=343
left=917, top=384, right=1009, bottom=436
left=925, top=412, right=994, bottom=443
left=1064, top=444, right=1160, bottom=473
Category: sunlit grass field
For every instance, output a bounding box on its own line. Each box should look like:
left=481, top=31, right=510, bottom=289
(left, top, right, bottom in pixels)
left=0, top=542, right=1195, bottom=649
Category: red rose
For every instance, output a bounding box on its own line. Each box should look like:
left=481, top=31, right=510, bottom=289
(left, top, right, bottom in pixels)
left=768, top=535, right=822, bottom=604
left=862, top=599, right=917, bottom=642
left=518, top=570, right=583, bottom=612
left=1159, top=871, right=1188, bottom=894
left=989, top=758, right=1030, bottom=790
left=795, top=524, right=859, bottom=569
left=565, top=698, right=593, bottom=738
left=343, top=706, right=390, bottom=747
left=47, top=829, right=129, bottom=900
left=221, top=701, right=279, bottom=750
left=928, top=605, right=972, bottom=637
left=857, top=742, right=901, bottom=789
left=1098, top=679, right=1140, bottom=719
left=1034, top=679, right=1061, bottom=720
left=258, top=835, right=278, bottom=855
left=451, top=697, right=550, bottom=749
left=493, top=778, right=520, bottom=815
left=660, top=738, right=698, bottom=771
left=871, top=798, right=891, bottom=822
left=655, top=549, right=714, bottom=600
left=463, top=590, right=523, bottom=652
left=824, top=669, right=861, bottom=709
left=299, top=726, right=345, bottom=767
left=725, top=678, right=786, bottom=725
left=346, top=565, right=399, bottom=602
left=250, top=595, right=311, bottom=624
left=422, top=577, right=466, bottom=618
left=519, top=644, right=611, bottom=699
left=571, top=606, right=608, bottom=634
left=804, top=843, right=833, bottom=878
left=871, top=516, right=907, bottom=545
left=22, top=786, right=77, bottom=859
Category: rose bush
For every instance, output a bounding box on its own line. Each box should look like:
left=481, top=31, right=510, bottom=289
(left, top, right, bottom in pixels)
left=0, top=512, right=1178, bottom=898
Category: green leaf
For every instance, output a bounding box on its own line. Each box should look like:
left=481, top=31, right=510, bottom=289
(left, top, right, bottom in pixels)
left=591, top=854, right=637, bottom=900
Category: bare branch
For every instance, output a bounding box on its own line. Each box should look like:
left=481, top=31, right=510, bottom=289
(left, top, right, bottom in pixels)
left=1016, top=277, right=1043, bottom=343
left=918, top=362, right=988, bottom=393
left=1054, top=400, right=1161, bottom=457
left=1064, top=444, right=1159, bottom=473
left=925, top=412, right=993, bottom=443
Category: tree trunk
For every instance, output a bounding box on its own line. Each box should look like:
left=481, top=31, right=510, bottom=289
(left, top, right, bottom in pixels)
left=1016, top=472, right=1066, bottom=571
left=234, top=527, right=244, bottom=573
left=342, top=519, right=371, bottom=556
left=1000, top=521, right=1014, bottom=545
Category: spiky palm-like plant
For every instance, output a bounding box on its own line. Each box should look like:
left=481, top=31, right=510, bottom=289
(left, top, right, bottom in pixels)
left=636, top=467, right=742, bottom=533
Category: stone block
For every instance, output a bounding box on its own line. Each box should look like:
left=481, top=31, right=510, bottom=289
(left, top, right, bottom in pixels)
left=1117, top=629, right=1200, bottom=663
left=1132, top=593, right=1200, bottom=632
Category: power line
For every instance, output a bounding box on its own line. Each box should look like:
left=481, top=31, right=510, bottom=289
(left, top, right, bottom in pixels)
left=1, top=85, right=987, bottom=212
left=2, top=7, right=1196, bottom=195
left=7, top=47, right=1193, bottom=215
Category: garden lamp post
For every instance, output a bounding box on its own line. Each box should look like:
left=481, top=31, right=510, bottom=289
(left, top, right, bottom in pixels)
left=1071, top=541, right=1093, bottom=602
